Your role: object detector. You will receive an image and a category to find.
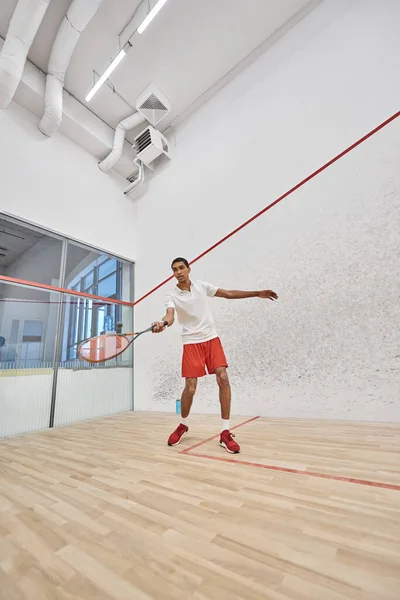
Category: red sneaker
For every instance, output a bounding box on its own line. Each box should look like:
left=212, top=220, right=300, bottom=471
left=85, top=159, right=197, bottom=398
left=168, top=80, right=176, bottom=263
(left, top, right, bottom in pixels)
left=168, top=423, right=188, bottom=446
left=220, top=430, right=240, bottom=454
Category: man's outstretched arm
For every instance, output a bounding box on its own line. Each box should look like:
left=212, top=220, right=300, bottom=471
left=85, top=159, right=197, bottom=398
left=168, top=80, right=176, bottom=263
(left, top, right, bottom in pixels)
left=215, top=289, right=278, bottom=300
left=152, top=307, right=174, bottom=332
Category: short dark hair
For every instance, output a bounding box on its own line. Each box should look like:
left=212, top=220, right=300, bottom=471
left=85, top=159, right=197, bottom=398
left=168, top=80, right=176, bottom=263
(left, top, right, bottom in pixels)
left=171, top=257, right=189, bottom=269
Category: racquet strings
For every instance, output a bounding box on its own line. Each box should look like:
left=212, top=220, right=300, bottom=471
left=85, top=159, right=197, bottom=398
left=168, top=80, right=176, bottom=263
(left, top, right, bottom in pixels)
left=78, top=334, right=131, bottom=362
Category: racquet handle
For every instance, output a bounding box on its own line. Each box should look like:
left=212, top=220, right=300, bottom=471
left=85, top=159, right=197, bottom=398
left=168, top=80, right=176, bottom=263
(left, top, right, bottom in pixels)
left=150, top=321, right=169, bottom=333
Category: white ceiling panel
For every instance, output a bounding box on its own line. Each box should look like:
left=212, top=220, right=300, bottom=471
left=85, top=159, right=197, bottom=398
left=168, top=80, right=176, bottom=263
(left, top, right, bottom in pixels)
left=0, top=0, right=316, bottom=132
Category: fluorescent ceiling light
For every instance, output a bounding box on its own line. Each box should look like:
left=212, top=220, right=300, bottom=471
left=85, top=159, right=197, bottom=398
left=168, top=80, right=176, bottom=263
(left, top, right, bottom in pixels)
left=85, top=48, right=127, bottom=102
left=137, top=0, right=170, bottom=34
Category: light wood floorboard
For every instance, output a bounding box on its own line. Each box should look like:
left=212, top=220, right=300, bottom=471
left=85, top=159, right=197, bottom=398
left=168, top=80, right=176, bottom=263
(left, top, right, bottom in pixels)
left=1, top=413, right=400, bottom=599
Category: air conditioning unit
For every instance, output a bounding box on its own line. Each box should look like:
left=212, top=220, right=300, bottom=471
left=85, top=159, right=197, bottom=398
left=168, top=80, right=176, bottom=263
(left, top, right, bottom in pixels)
left=136, top=83, right=171, bottom=126
left=134, top=125, right=170, bottom=169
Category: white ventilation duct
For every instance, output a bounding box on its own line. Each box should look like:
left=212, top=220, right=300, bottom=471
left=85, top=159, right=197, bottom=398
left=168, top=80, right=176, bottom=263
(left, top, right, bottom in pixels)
left=0, top=34, right=135, bottom=179
left=38, top=0, right=105, bottom=137
left=123, top=159, right=144, bottom=195
left=0, top=0, right=51, bottom=109
left=98, top=112, right=146, bottom=173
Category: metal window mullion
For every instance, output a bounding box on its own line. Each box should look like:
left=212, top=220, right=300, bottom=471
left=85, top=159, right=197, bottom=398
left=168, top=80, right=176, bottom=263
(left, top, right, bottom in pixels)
left=116, top=266, right=122, bottom=325
left=49, top=239, right=68, bottom=428
left=84, top=299, right=90, bottom=339
left=92, top=266, right=99, bottom=336
left=131, top=262, right=135, bottom=411
left=67, top=298, right=76, bottom=348
left=77, top=299, right=85, bottom=343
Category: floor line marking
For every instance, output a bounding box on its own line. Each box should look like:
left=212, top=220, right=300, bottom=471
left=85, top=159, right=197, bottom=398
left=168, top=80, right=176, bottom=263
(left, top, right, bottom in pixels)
left=179, top=416, right=400, bottom=490
left=185, top=452, right=400, bottom=491
left=180, top=416, right=260, bottom=454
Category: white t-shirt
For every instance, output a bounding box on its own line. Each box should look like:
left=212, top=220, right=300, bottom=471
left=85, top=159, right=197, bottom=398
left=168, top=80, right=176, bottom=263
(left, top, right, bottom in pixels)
left=165, top=280, right=219, bottom=345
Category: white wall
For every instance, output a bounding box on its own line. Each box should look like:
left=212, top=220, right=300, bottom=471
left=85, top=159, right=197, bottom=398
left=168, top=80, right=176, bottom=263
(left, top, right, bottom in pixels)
left=0, top=103, right=137, bottom=261
left=132, top=0, right=400, bottom=421
left=0, top=369, right=53, bottom=437
left=54, top=367, right=132, bottom=427
left=0, top=367, right=132, bottom=437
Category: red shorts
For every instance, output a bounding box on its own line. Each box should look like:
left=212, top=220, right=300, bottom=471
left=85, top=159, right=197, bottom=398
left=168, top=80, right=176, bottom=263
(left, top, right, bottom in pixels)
left=182, top=337, right=228, bottom=378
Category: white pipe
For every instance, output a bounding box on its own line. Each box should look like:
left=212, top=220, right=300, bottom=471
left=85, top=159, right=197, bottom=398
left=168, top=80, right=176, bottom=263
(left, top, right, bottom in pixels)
left=123, top=159, right=144, bottom=195
left=0, top=0, right=51, bottom=109
left=38, top=0, right=105, bottom=137
left=98, top=112, right=146, bottom=172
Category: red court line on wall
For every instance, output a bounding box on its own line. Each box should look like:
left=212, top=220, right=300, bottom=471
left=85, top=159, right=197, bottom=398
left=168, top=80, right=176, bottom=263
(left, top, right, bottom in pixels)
left=0, top=275, right=134, bottom=307
left=134, top=109, right=400, bottom=306
left=180, top=416, right=260, bottom=454
left=185, top=452, right=400, bottom=491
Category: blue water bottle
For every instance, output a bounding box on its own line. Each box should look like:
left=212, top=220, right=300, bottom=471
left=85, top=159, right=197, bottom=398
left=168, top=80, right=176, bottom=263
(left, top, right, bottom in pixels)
left=175, top=399, right=181, bottom=414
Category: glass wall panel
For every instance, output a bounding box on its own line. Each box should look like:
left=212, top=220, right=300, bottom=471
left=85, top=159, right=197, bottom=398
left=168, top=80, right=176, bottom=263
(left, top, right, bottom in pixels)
left=53, top=293, right=133, bottom=427
left=0, top=281, right=57, bottom=437
left=64, top=241, right=131, bottom=300
left=0, top=215, right=63, bottom=286
left=0, top=214, right=135, bottom=438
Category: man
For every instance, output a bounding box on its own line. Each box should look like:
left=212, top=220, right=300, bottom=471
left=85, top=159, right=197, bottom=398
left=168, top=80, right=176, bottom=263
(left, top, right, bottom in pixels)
left=152, top=258, right=278, bottom=453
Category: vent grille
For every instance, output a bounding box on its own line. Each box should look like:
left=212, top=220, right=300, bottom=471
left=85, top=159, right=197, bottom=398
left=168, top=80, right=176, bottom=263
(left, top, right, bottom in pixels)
left=139, top=94, right=167, bottom=111
left=136, top=85, right=171, bottom=126
left=134, top=128, right=152, bottom=154
left=139, top=93, right=168, bottom=125
left=132, top=125, right=171, bottom=168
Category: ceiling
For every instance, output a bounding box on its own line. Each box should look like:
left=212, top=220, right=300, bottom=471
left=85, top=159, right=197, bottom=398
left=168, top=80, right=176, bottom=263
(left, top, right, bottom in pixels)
left=0, top=0, right=317, bottom=144
left=0, top=218, right=44, bottom=270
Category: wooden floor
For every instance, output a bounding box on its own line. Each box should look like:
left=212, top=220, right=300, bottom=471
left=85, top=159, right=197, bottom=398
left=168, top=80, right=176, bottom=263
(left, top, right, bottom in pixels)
left=0, top=413, right=400, bottom=600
